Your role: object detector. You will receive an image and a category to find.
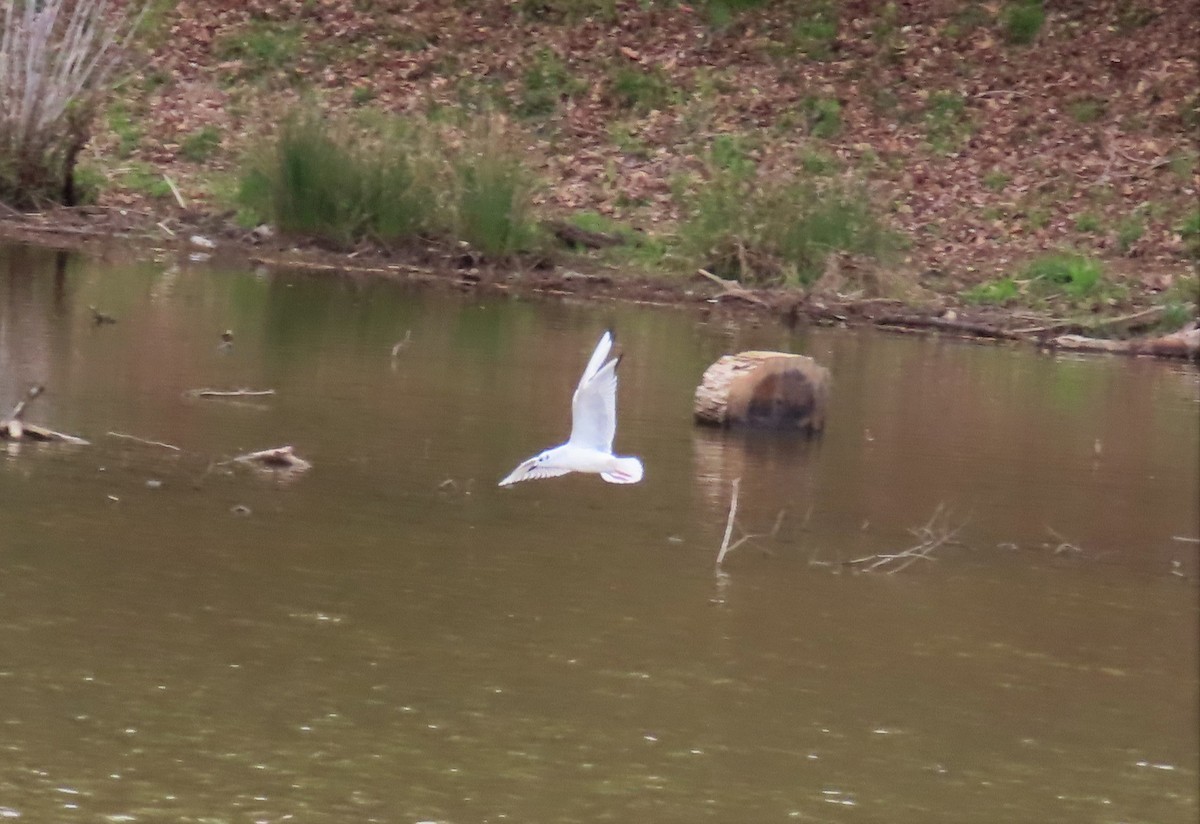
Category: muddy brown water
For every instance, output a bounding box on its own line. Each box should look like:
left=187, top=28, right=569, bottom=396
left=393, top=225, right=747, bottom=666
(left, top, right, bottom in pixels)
left=1, top=243, right=1197, bottom=823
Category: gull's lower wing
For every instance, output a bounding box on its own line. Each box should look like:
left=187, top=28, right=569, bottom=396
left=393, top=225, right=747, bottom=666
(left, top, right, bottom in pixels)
left=499, top=458, right=574, bottom=487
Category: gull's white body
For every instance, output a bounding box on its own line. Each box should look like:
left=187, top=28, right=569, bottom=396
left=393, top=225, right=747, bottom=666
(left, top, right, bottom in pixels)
left=499, top=331, right=644, bottom=487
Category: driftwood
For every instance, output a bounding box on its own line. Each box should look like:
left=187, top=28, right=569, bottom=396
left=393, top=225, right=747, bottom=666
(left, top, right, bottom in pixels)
left=225, top=445, right=312, bottom=472
left=696, top=268, right=768, bottom=306
left=1045, top=327, right=1200, bottom=360
left=694, top=351, right=830, bottom=433
left=0, top=385, right=89, bottom=444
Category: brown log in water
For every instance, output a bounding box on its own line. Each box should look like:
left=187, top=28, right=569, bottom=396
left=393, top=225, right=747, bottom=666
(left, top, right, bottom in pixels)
left=694, top=351, right=830, bottom=433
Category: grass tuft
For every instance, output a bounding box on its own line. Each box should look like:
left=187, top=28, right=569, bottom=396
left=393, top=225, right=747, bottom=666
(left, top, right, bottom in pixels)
left=679, top=148, right=896, bottom=285
left=1177, top=209, right=1200, bottom=260
left=1002, top=0, right=1045, bottom=45
left=239, top=110, right=538, bottom=259
left=1024, top=252, right=1105, bottom=298
left=964, top=277, right=1020, bottom=305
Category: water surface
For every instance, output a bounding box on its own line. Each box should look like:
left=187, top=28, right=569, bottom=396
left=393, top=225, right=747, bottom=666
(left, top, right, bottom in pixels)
left=1, top=244, right=1197, bottom=822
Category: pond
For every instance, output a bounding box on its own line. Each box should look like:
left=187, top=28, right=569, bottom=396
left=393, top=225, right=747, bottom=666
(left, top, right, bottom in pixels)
left=1, top=242, right=1197, bottom=823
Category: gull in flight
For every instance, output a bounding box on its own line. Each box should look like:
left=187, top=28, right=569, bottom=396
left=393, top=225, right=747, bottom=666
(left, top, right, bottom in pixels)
left=499, top=330, right=644, bottom=487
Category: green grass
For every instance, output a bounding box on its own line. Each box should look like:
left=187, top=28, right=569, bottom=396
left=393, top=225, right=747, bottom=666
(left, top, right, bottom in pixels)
left=1025, top=253, right=1105, bottom=298
left=1025, top=206, right=1051, bottom=231
left=697, top=0, right=772, bottom=29
left=802, top=96, right=842, bottom=139
left=1067, top=98, right=1106, bottom=124
left=925, top=91, right=971, bottom=153
left=107, top=103, right=141, bottom=158
left=679, top=149, right=897, bottom=285
left=944, top=2, right=993, bottom=38
left=1116, top=213, right=1145, bottom=254
left=239, top=109, right=538, bottom=258
left=121, top=162, right=173, bottom=199
left=791, top=2, right=839, bottom=60
left=800, top=148, right=838, bottom=176
left=608, top=64, right=674, bottom=113
left=516, top=0, right=618, bottom=23
left=181, top=126, right=222, bottom=162
left=214, top=21, right=304, bottom=80
left=982, top=171, right=1010, bottom=192
left=519, top=49, right=583, bottom=117
left=964, top=277, right=1020, bottom=305
left=1002, top=0, right=1045, bottom=45
left=1074, top=211, right=1102, bottom=233
left=451, top=125, right=540, bottom=258
left=1179, top=208, right=1200, bottom=259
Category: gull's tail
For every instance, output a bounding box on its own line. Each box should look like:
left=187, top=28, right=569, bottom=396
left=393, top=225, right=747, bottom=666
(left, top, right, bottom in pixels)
left=601, top=456, right=644, bottom=485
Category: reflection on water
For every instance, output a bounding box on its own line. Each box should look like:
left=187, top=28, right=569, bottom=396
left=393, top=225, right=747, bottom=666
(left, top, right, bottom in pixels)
left=1, top=243, right=1197, bottom=822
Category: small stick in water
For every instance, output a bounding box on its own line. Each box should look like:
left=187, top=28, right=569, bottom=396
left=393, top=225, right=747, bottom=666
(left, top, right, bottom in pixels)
left=106, top=432, right=182, bottom=451
left=186, top=388, right=276, bottom=399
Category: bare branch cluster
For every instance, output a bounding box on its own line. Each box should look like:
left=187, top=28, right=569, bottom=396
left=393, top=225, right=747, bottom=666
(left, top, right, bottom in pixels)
left=837, top=503, right=967, bottom=574
left=0, top=0, right=143, bottom=203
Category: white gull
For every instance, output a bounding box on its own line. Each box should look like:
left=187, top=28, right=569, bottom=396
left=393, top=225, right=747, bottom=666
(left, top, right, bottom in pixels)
left=499, top=330, right=644, bottom=487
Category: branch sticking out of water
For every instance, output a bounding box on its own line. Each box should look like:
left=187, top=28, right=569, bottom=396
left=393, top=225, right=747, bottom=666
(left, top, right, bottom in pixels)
left=716, top=478, right=741, bottom=567
left=715, top=478, right=786, bottom=568
left=391, top=330, right=412, bottom=357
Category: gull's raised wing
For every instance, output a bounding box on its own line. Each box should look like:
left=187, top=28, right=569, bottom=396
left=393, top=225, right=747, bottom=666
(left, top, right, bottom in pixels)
left=568, top=331, right=619, bottom=453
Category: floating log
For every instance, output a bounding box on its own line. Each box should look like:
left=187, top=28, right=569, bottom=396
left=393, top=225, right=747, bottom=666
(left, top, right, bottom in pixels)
left=694, top=351, right=830, bottom=433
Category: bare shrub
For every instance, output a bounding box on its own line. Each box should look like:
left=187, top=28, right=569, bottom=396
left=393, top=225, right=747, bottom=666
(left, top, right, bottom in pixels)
left=0, top=0, right=143, bottom=206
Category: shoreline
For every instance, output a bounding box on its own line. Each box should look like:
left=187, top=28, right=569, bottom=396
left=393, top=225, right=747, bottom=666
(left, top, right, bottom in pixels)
left=2, top=205, right=1196, bottom=361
